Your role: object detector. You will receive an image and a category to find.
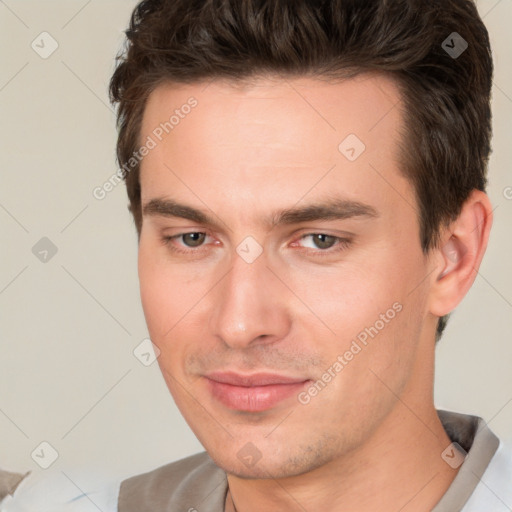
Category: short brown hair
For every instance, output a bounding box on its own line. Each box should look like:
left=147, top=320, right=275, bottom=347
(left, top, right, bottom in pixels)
left=109, top=0, right=493, bottom=341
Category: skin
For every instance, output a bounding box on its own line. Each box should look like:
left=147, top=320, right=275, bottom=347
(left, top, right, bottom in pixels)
left=137, top=73, right=493, bottom=511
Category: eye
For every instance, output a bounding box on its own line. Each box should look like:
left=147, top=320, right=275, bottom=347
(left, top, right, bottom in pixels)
left=300, top=234, right=338, bottom=250
left=161, top=232, right=214, bottom=254
left=291, top=233, right=352, bottom=255
left=179, top=232, right=206, bottom=247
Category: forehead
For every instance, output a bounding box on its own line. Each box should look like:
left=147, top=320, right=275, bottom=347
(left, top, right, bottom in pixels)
left=138, top=73, right=412, bottom=229
left=141, top=73, right=404, bottom=156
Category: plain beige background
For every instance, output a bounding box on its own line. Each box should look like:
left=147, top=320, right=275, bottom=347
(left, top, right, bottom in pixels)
left=1, top=0, right=511, bottom=484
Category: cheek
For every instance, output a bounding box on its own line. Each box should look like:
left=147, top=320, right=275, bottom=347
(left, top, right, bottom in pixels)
left=286, top=259, right=391, bottom=341
left=138, top=248, right=164, bottom=334
left=138, top=242, right=185, bottom=339
left=138, top=232, right=189, bottom=296
left=138, top=242, right=213, bottom=372
left=294, top=249, right=423, bottom=374
left=300, top=300, right=421, bottom=433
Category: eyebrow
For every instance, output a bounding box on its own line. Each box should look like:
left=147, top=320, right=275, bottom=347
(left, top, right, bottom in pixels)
left=142, top=197, right=379, bottom=229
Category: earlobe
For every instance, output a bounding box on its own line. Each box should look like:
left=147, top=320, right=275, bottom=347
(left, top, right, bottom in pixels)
left=429, top=190, right=493, bottom=317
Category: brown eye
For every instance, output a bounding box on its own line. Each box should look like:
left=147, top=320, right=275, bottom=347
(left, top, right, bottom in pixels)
left=311, top=234, right=337, bottom=250
left=181, top=232, right=206, bottom=247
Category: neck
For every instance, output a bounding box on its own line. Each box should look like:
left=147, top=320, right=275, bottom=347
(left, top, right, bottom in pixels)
left=226, top=397, right=458, bottom=512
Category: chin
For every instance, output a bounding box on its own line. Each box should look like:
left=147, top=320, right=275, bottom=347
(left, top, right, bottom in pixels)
left=204, top=437, right=339, bottom=480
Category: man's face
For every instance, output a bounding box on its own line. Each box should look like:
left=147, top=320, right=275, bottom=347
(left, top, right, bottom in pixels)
left=138, top=74, right=437, bottom=478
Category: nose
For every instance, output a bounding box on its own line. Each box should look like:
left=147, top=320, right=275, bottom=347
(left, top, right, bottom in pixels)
left=209, top=248, right=292, bottom=350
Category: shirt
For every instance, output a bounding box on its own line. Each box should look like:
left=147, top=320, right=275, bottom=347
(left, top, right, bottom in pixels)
left=2, top=410, right=511, bottom=511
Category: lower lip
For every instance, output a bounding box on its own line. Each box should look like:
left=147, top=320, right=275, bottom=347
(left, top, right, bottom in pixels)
left=206, top=379, right=309, bottom=412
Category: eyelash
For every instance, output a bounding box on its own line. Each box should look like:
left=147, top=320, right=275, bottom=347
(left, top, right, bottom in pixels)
left=160, top=232, right=352, bottom=257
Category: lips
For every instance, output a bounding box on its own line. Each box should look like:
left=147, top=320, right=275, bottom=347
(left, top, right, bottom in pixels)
left=204, top=371, right=310, bottom=412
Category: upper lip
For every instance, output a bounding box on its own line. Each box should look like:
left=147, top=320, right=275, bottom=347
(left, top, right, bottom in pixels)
left=205, top=371, right=309, bottom=387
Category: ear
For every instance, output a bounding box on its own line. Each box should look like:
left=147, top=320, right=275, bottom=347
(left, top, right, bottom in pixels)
left=428, top=190, right=493, bottom=317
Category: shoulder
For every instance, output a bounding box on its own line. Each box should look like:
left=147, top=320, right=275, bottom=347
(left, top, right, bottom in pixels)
left=118, top=451, right=228, bottom=512
left=0, top=468, right=120, bottom=512
left=463, top=440, right=512, bottom=511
